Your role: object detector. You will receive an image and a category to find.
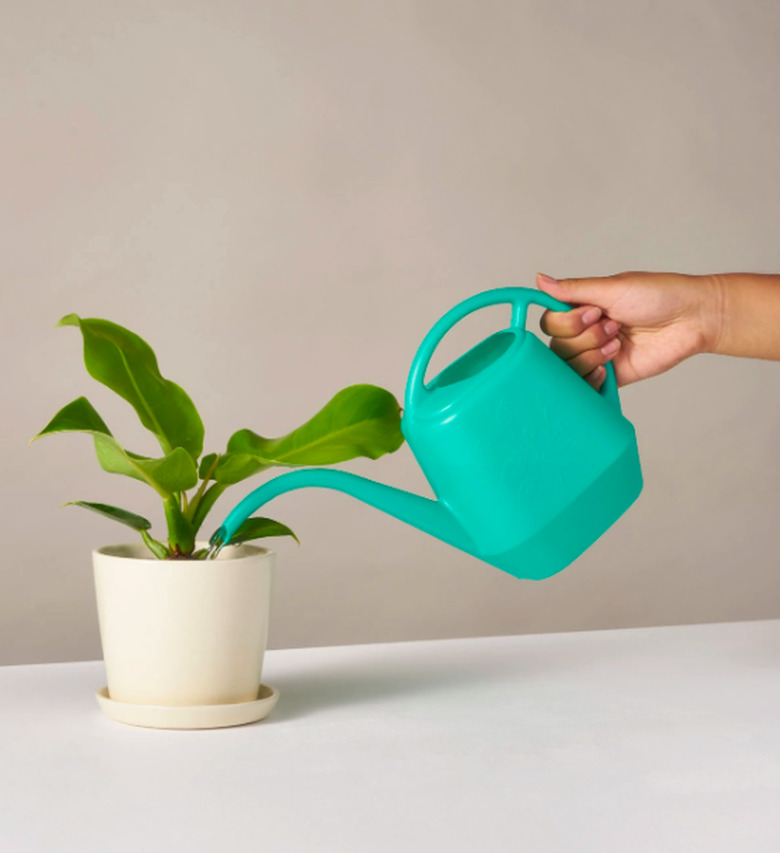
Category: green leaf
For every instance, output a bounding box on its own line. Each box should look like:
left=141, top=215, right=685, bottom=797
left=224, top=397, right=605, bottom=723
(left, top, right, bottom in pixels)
left=94, top=443, right=198, bottom=495
left=63, top=500, right=151, bottom=531
left=198, top=452, right=219, bottom=479
left=62, top=500, right=171, bottom=558
left=31, top=396, right=107, bottom=442
left=58, top=314, right=204, bottom=459
left=31, top=395, right=112, bottom=437
left=189, top=482, right=227, bottom=535
left=212, top=453, right=270, bottom=485
left=31, top=396, right=197, bottom=498
left=141, top=530, right=171, bottom=559
left=231, top=516, right=300, bottom=545
left=214, top=384, right=404, bottom=484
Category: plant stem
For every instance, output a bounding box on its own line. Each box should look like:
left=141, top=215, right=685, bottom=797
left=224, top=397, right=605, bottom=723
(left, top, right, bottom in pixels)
left=164, top=495, right=195, bottom=555
left=190, top=482, right=228, bottom=536
left=141, top=529, right=170, bottom=559
left=186, top=454, right=221, bottom=522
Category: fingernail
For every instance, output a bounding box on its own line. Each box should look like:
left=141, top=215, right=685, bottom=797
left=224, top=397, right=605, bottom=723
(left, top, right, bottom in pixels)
left=603, top=319, right=619, bottom=336
left=585, top=365, right=605, bottom=389
left=582, top=306, right=602, bottom=325
left=537, top=273, right=557, bottom=286
left=601, top=338, right=620, bottom=356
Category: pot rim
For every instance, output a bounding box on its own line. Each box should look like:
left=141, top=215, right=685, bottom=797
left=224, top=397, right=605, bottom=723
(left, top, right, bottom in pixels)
left=94, top=540, right=274, bottom=562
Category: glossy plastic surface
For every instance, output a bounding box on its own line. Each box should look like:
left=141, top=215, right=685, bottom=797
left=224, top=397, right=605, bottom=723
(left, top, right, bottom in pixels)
left=212, top=287, right=642, bottom=580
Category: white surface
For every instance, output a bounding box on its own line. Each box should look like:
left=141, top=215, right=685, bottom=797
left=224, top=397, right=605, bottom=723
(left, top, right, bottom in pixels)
left=1, top=620, right=779, bottom=853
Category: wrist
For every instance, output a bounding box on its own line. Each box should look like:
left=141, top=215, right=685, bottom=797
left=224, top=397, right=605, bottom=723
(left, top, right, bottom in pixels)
left=701, top=272, right=780, bottom=360
left=697, top=274, right=730, bottom=355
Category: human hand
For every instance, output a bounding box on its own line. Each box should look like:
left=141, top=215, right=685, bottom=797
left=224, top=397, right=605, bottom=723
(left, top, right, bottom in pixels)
left=536, top=271, right=723, bottom=389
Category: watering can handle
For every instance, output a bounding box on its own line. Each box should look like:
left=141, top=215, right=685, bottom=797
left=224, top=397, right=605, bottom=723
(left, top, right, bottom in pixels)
left=404, top=286, right=620, bottom=410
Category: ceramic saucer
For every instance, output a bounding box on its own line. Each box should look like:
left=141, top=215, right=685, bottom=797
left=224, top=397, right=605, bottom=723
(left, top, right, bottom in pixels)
left=96, top=684, right=279, bottom=729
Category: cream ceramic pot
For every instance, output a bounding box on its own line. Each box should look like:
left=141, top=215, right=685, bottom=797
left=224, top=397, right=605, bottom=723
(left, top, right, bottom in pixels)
left=93, top=541, right=274, bottom=706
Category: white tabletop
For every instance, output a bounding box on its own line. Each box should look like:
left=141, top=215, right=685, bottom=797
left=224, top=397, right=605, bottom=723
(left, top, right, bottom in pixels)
left=1, top=620, right=779, bottom=853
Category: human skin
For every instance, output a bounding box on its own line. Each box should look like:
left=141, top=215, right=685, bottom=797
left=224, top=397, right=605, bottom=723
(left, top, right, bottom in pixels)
left=536, top=271, right=780, bottom=389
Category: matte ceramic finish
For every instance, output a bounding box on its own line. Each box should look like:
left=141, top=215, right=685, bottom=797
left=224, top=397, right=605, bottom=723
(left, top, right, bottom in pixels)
left=212, top=287, right=643, bottom=580
left=95, top=684, right=279, bottom=729
left=93, top=542, right=274, bottom=707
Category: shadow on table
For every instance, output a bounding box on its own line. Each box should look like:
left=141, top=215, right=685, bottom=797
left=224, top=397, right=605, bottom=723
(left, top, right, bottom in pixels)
left=260, top=641, right=589, bottom=724
left=260, top=620, right=780, bottom=724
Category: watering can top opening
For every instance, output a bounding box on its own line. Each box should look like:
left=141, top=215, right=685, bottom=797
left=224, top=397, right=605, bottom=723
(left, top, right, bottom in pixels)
left=209, top=286, right=642, bottom=580
left=415, top=328, right=520, bottom=420
left=403, top=286, right=620, bottom=422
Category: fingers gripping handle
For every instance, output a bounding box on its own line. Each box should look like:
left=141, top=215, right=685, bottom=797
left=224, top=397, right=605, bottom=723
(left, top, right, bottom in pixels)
left=404, top=286, right=620, bottom=410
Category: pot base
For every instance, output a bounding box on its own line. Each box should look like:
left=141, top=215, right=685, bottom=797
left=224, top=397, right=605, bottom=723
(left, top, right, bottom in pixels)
left=96, top=684, right=279, bottom=729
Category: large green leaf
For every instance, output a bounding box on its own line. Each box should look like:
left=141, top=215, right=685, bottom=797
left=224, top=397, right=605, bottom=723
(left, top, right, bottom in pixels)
left=210, top=384, right=403, bottom=484
left=31, top=396, right=198, bottom=498
left=231, top=516, right=300, bottom=545
left=58, top=314, right=204, bottom=459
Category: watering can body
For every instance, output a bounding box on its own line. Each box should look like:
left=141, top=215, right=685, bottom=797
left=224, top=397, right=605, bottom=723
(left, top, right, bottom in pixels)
left=210, top=288, right=642, bottom=580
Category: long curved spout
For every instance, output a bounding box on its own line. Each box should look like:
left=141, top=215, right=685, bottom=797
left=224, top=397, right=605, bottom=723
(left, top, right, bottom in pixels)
left=207, top=468, right=476, bottom=558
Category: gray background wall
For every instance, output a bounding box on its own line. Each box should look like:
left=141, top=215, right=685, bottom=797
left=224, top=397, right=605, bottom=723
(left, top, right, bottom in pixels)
left=2, top=0, right=778, bottom=665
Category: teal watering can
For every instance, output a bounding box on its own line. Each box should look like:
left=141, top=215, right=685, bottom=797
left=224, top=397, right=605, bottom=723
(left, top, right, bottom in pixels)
left=208, top=288, right=642, bottom=579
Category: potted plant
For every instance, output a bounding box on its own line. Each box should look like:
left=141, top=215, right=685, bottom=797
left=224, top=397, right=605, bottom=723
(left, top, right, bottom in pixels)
left=30, top=314, right=404, bottom=728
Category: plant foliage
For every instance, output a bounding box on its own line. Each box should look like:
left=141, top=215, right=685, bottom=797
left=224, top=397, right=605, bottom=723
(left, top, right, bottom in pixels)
left=31, top=315, right=404, bottom=559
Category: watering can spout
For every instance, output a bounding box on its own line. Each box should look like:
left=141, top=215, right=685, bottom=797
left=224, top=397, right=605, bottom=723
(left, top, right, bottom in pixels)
left=209, top=286, right=643, bottom=579
left=208, top=468, right=476, bottom=558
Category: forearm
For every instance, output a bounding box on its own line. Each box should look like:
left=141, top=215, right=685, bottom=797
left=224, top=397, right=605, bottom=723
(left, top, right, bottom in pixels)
left=704, top=273, right=780, bottom=360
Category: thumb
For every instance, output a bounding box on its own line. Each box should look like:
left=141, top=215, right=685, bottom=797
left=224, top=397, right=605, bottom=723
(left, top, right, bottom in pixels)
left=536, top=272, right=618, bottom=310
